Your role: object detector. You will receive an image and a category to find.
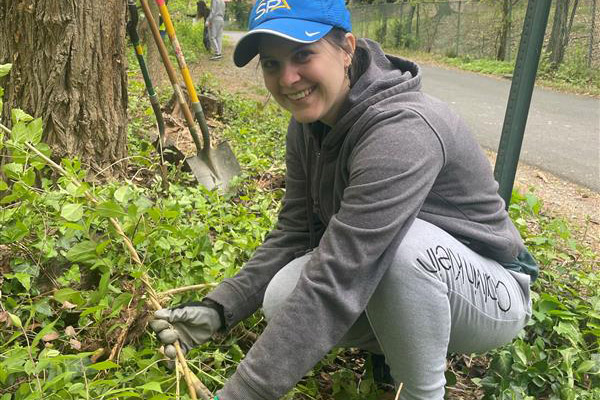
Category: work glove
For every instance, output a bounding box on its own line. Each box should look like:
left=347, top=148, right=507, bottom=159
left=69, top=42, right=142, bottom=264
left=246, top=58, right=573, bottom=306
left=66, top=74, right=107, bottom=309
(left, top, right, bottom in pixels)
left=149, top=299, right=224, bottom=359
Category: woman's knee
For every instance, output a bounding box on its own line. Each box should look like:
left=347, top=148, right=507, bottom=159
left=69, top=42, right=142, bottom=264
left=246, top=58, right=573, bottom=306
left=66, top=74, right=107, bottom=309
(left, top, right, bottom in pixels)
left=262, top=253, right=311, bottom=321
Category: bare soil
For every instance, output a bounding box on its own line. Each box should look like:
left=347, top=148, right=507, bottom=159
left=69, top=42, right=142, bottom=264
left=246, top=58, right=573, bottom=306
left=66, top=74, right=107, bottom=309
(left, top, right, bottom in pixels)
left=190, top=45, right=599, bottom=255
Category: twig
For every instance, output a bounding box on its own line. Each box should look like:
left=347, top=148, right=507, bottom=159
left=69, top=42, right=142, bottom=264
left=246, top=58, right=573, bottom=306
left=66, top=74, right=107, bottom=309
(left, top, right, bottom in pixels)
left=108, top=306, right=137, bottom=362
left=176, top=358, right=181, bottom=399
left=79, top=358, right=91, bottom=400
left=94, top=155, right=153, bottom=178
left=0, top=123, right=212, bottom=400
left=159, top=283, right=218, bottom=298
left=394, top=382, right=404, bottom=400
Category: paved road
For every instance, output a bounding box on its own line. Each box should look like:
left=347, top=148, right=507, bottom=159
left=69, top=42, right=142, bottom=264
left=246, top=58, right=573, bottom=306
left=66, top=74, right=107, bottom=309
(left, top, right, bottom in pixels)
left=420, top=66, right=600, bottom=191
left=224, top=31, right=600, bottom=191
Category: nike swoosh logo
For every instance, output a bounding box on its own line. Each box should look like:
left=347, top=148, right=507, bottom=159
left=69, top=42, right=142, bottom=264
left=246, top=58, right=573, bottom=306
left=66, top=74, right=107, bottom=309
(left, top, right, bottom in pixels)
left=305, top=31, right=321, bottom=37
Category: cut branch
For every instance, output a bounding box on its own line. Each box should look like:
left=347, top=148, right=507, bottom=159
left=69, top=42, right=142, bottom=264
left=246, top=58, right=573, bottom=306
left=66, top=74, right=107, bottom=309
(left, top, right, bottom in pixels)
left=159, top=283, right=218, bottom=298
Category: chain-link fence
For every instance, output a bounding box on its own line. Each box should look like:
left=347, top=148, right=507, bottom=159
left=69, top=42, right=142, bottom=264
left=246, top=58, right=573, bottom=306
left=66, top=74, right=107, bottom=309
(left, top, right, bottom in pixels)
left=350, top=0, right=599, bottom=68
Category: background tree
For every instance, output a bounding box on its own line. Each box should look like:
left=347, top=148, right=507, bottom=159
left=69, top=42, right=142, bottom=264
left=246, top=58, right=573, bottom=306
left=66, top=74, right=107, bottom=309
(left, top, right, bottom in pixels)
left=546, top=0, right=580, bottom=66
left=0, top=1, right=129, bottom=176
left=496, top=0, right=521, bottom=61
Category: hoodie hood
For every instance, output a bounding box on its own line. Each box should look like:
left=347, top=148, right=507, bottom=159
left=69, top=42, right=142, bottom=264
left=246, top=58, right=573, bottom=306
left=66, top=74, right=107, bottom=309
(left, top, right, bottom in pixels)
left=320, top=38, right=423, bottom=147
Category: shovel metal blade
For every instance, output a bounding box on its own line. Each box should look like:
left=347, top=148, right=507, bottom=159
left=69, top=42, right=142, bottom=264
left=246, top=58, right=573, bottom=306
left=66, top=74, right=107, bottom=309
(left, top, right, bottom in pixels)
left=207, top=142, right=242, bottom=190
left=184, top=156, right=219, bottom=190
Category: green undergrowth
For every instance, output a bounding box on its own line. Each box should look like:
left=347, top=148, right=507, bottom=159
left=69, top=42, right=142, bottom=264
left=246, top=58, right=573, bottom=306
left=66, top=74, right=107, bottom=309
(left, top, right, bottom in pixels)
left=0, top=63, right=598, bottom=399
left=464, top=190, right=600, bottom=399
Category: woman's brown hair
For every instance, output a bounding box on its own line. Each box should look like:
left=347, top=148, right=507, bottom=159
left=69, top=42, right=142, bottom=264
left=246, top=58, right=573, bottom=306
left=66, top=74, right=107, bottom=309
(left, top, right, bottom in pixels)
left=323, top=28, right=369, bottom=87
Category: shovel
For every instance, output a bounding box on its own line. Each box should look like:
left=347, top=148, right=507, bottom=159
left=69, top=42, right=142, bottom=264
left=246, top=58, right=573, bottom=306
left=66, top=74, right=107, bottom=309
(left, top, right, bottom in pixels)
left=126, top=0, right=185, bottom=169
left=154, top=0, right=241, bottom=190
left=142, top=0, right=240, bottom=191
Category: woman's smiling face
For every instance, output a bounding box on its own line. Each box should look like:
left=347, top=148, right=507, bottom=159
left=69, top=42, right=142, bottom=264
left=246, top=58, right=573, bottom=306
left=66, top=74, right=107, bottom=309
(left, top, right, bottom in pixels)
left=258, top=33, right=355, bottom=126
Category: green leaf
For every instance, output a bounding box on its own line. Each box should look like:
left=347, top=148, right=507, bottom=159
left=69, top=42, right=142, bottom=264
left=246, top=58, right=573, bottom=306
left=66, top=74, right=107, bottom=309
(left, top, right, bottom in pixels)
left=88, top=360, right=120, bottom=371
left=34, top=300, right=53, bottom=317
left=9, top=121, right=28, bottom=144
left=138, top=381, right=163, bottom=393
left=105, top=392, right=141, bottom=399
left=0, top=63, right=11, bottom=77
left=27, top=118, right=43, bottom=144
left=11, top=108, right=33, bottom=125
left=65, top=240, right=97, bottom=263
left=95, top=200, right=126, bottom=218
left=2, top=162, right=23, bottom=180
left=444, top=370, right=457, bottom=386
left=61, top=203, right=84, bottom=222
left=12, top=273, right=31, bottom=291
left=8, top=313, right=22, bottom=328
left=22, top=168, right=35, bottom=187
left=554, top=321, right=583, bottom=346
left=32, top=320, right=57, bottom=348
left=575, top=359, right=597, bottom=374
left=67, top=383, right=85, bottom=394
left=96, top=239, right=111, bottom=255
left=114, top=186, right=132, bottom=204
left=513, top=349, right=527, bottom=366
left=53, top=288, right=84, bottom=306
left=0, top=180, right=7, bottom=191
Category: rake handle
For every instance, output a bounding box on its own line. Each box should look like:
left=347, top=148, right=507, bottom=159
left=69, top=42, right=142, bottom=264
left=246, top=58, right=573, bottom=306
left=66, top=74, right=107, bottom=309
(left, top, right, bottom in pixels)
left=154, top=0, right=212, bottom=152
left=140, top=0, right=205, bottom=156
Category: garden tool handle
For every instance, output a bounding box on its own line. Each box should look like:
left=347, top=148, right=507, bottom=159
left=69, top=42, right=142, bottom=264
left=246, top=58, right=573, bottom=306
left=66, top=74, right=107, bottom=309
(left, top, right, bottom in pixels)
left=127, top=0, right=166, bottom=145
left=140, top=0, right=205, bottom=155
left=127, top=0, right=141, bottom=44
left=155, top=0, right=212, bottom=153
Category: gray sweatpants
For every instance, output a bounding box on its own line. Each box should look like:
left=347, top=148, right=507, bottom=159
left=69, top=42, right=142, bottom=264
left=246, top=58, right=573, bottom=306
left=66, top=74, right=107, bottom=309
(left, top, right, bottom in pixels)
left=263, top=218, right=532, bottom=399
left=208, top=17, right=224, bottom=55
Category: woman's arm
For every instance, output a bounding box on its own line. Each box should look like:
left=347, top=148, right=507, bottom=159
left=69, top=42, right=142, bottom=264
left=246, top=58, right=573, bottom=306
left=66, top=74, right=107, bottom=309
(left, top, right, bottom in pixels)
left=205, top=121, right=312, bottom=328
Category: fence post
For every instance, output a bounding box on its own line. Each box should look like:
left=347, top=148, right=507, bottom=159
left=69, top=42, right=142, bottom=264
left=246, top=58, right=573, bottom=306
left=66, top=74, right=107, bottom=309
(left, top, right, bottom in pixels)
left=494, top=0, right=552, bottom=208
left=589, top=0, right=597, bottom=68
left=456, top=1, right=462, bottom=56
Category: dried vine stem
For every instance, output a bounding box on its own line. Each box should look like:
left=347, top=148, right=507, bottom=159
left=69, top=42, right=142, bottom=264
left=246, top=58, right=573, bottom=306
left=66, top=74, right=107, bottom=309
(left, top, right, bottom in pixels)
left=0, top=123, right=211, bottom=400
left=394, top=382, right=404, bottom=400
left=108, top=306, right=137, bottom=362
left=159, top=283, right=217, bottom=298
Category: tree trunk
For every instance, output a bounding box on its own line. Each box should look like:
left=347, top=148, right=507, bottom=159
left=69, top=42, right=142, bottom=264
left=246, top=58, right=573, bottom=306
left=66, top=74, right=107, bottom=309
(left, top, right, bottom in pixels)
left=496, top=0, right=511, bottom=61
left=562, top=0, right=580, bottom=50
left=546, top=0, right=570, bottom=66
left=0, top=0, right=128, bottom=177
left=402, top=4, right=416, bottom=48
left=426, top=3, right=453, bottom=53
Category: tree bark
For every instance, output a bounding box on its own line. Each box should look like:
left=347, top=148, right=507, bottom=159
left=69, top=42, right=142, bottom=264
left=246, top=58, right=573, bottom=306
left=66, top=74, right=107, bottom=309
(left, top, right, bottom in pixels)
left=546, top=0, right=570, bottom=66
left=403, top=4, right=416, bottom=48
left=496, top=0, right=511, bottom=61
left=562, top=0, right=580, bottom=50
left=0, top=0, right=128, bottom=177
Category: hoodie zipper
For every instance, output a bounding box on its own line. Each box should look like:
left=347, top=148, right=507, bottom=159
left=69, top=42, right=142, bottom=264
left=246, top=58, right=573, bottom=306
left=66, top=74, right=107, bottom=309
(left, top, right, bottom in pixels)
left=312, top=127, right=326, bottom=225
left=313, top=149, right=322, bottom=218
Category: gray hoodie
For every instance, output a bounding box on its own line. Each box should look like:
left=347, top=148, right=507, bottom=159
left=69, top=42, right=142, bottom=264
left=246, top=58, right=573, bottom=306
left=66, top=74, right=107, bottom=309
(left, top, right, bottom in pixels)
left=207, top=0, right=225, bottom=22
left=209, top=39, right=536, bottom=399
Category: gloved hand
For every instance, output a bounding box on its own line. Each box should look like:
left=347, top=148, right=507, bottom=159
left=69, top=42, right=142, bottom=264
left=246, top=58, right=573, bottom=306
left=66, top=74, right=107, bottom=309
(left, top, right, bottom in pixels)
left=149, top=300, right=223, bottom=359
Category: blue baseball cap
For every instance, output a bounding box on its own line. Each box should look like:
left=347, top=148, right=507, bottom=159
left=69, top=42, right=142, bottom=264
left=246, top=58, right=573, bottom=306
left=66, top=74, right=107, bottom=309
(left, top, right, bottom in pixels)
left=233, top=0, right=352, bottom=67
